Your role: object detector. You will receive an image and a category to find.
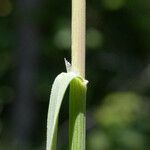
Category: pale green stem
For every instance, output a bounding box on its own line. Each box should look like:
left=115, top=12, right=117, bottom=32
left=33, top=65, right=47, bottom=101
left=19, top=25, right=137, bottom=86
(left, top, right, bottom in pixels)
left=71, top=0, right=86, bottom=77
left=70, top=0, right=86, bottom=149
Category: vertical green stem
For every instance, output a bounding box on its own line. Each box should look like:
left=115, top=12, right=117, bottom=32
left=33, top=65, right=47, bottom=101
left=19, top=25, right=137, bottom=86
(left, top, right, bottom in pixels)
left=70, top=0, right=86, bottom=149
left=71, top=0, right=86, bottom=77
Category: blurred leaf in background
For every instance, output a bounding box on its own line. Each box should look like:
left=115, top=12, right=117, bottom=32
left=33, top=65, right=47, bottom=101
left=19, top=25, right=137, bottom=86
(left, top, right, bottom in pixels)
left=102, top=0, right=126, bottom=10
left=87, top=92, right=149, bottom=150
left=95, top=92, right=141, bottom=128
left=0, top=0, right=13, bottom=17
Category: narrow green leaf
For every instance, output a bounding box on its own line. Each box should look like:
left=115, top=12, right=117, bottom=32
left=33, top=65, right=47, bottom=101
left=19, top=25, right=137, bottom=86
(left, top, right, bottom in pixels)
left=46, top=72, right=87, bottom=150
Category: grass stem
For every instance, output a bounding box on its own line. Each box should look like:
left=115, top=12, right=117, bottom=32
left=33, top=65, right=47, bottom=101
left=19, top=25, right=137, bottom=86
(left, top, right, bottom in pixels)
left=71, top=0, right=86, bottom=77
left=70, top=0, right=86, bottom=149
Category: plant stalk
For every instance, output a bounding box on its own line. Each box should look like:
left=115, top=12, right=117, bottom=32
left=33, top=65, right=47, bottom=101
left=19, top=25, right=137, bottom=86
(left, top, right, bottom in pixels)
left=71, top=0, right=86, bottom=77
left=70, top=0, right=86, bottom=149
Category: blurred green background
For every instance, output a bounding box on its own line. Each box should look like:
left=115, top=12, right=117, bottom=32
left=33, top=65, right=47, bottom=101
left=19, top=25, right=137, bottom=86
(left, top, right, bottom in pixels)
left=0, top=0, right=150, bottom=149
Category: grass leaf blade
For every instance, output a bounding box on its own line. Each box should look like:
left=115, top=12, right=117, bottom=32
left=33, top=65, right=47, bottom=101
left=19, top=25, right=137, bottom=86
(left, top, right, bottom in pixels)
left=46, top=72, right=87, bottom=150
left=69, top=78, right=87, bottom=150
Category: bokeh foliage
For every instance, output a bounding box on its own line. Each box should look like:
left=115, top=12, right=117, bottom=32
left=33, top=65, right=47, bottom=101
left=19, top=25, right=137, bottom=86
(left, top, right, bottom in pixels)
left=0, top=0, right=150, bottom=149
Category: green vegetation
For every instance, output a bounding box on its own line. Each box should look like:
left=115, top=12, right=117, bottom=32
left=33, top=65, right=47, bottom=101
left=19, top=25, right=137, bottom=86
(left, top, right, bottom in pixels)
left=47, top=0, right=87, bottom=149
left=0, top=0, right=150, bottom=150
left=46, top=72, right=87, bottom=150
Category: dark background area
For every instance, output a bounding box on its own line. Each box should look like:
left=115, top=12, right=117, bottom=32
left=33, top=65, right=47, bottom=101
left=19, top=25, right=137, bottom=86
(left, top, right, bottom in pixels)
left=0, top=0, right=150, bottom=149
